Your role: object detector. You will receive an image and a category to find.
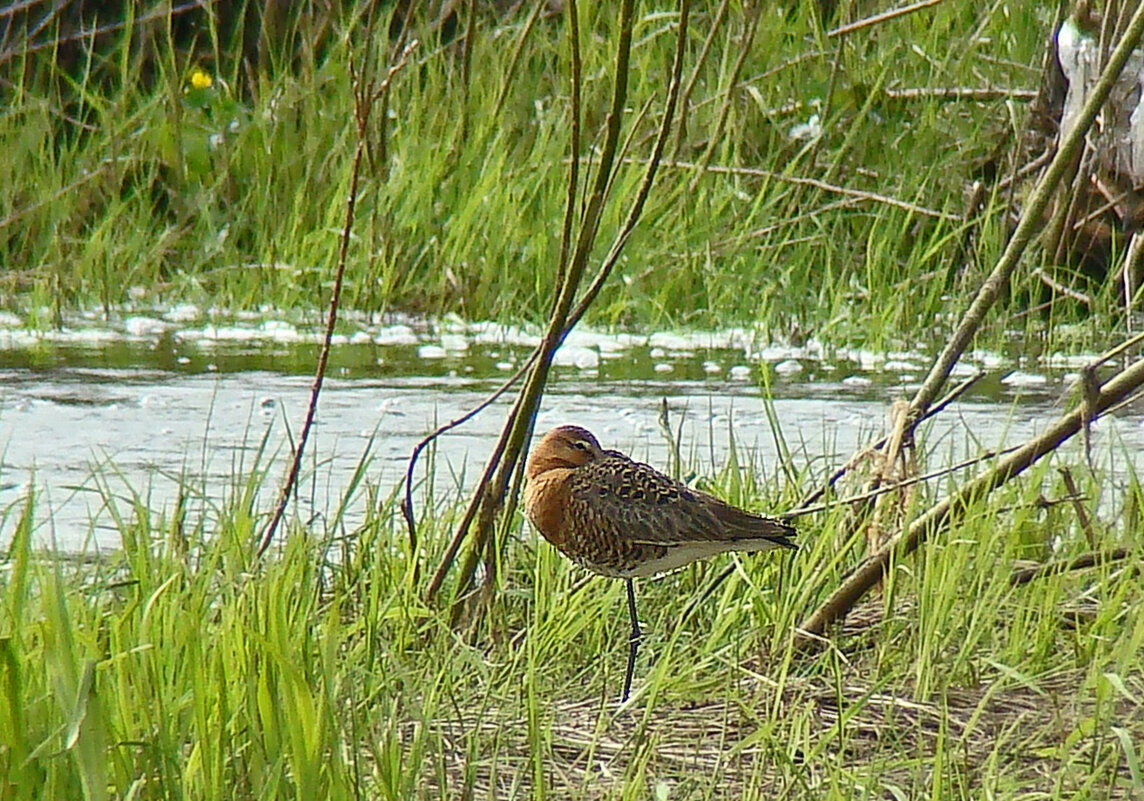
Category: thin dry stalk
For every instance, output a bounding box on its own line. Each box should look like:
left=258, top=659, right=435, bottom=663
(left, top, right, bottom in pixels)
left=556, top=0, right=584, bottom=293
left=0, top=166, right=109, bottom=231
left=1057, top=466, right=1098, bottom=548
left=673, top=0, right=730, bottom=158
left=882, top=87, right=1037, bottom=102
left=1123, top=231, right=1144, bottom=328
left=649, top=159, right=962, bottom=221
left=827, top=0, right=947, bottom=38
left=425, top=0, right=641, bottom=609
left=256, top=39, right=416, bottom=557
left=687, top=3, right=762, bottom=194
left=790, top=444, right=1022, bottom=518
left=863, top=400, right=916, bottom=553
left=1032, top=266, right=1093, bottom=306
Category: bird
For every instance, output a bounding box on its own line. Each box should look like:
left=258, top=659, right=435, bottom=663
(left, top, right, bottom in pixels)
left=523, top=424, right=796, bottom=701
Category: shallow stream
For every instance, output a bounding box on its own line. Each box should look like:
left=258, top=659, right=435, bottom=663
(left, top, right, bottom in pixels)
left=1, top=312, right=1141, bottom=551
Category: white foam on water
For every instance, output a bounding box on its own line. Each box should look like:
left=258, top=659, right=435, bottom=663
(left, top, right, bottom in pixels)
left=261, top=320, right=300, bottom=342
left=552, top=345, right=599, bottom=369
left=440, top=333, right=469, bottom=352
left=0, top=329, right=39, bottom=348
left=1001, top=371, right=1049, bottom=387
left=968, top=349, right=1006, bottom=369
left=124, top=316, right=169, bottom=337
left=883, top=360, right=922, bottom=372
left=1045, top=352, right=1101, bottom=370
left=375, top=325, right=419, bottom=346
left=468, top=321, right=541, bottom=348
left=417, top=345, right=447, bottom=360
left=165, top=304, right=202, bottom=322
left=46, top=328, right=121, bottom=345
left=648, top=332, right=695, bottom=352
left=177, top=326, right=256, bottom=342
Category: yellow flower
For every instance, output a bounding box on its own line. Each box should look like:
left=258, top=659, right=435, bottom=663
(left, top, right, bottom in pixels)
left=190, top=69, right=213, bottom=90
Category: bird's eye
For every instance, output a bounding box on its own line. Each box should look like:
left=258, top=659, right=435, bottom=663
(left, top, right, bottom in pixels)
left=573, top=441, right=587, bottom=450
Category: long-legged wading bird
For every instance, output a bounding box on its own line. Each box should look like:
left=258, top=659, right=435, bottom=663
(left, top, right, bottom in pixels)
left=523, top=424, right=796, bottom=701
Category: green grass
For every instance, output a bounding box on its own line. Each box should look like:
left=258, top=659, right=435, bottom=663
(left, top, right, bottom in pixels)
left=0, top=2, right=1125, bottom=349
left=4, top=4, right=1144, bottom=797
left=2, top=432, right=1142, bottom=799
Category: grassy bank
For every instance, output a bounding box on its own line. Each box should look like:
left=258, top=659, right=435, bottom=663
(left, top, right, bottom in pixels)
left=2, top=434, right=1142, bottom=799
left=2, top=2, right=1119, bottom=348
left=5, top=3, right=1144, bottom=798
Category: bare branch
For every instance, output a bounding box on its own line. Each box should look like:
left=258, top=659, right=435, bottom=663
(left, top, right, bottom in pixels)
left=798, top=356, right=1144, bottom=641
left=828, top=0, right=947, bottom=39
left=795, top=370, right=985, bottom=510
left=1009, top=548, right=1132, bottom=586
left=905, top=2, right=1144, bottom=425
left=644, top=159, right=962, bottom=221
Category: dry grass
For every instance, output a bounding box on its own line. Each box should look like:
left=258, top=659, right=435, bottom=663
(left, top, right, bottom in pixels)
left=419, top=661, right=1143, bottom=799
left=407, top=586, right=1144, bottom=800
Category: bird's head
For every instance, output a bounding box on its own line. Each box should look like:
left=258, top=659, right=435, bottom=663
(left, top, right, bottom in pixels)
left=526, top=425, right=604, bottom=479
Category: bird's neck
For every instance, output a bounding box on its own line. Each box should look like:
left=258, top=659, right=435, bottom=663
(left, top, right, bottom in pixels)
left=526, top=455, right=581, bottom=481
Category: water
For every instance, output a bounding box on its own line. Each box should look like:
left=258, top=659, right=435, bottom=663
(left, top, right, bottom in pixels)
left=1, top=313, right=1142, bottom=551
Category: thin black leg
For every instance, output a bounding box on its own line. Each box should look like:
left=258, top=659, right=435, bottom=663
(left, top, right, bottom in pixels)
left=622, top=577, right=641, bottom=702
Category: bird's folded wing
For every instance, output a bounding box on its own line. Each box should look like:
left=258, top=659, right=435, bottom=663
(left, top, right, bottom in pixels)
left=569, top=458, right=794, bottom=546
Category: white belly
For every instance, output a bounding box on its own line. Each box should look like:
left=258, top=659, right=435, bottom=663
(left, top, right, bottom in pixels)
left=620, top=538, right=787, bottom=578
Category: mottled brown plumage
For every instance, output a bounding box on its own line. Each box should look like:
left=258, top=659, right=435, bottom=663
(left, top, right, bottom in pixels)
left=524, top=425, right=795, bottom=577
left=524, top=424, right=796, bottom=701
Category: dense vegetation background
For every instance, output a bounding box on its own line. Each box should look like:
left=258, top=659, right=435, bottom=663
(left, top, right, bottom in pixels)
left=3, top=1, right=1115, bottom=348
left=3, top=3, right=1144, bottom=800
